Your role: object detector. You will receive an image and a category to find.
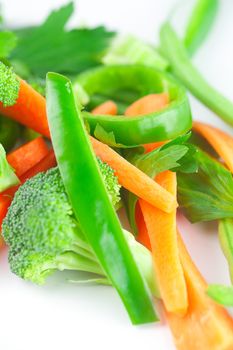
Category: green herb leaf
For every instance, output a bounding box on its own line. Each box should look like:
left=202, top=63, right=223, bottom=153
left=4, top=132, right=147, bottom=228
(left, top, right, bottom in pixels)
left=0, top=31, right=17, bottom=57
left=11, top=2, right=115, bottom=77
left=178, top=150, right=233, bottom=222
left=207, top=285, right=233, bottom=306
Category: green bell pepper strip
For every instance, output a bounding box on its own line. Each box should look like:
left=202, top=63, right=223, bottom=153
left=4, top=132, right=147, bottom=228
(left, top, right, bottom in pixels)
left=160, top=23, right=233, bottom=127
left=184, top=0, right=219, bottom=55
left=75, top=65, right=192, bottom=146
left=46, top=72, right=158, bottom=325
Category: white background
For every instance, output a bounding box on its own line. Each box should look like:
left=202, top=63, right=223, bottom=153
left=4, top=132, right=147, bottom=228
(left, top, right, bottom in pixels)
left=0, top=1, right=233, bottom=349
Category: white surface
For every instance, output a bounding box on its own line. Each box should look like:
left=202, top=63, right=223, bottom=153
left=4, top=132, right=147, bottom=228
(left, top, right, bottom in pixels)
left=0, top=1, right=233, bottom=350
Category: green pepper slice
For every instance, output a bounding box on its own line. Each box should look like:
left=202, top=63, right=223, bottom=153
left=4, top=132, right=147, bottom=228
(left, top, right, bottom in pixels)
left=75, top=65, right=192, bottom=146
left=46, top=72, right=158, bottom=325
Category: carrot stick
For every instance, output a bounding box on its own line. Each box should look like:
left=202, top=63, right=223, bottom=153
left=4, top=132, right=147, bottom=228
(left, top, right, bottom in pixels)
left=92, top=100, right=117, bottom=115
left=166, top=233, right=233, bottom=350
left=193, top=121, right=233, bottom=172
left=0, top=79, right=50, bottom=137
left=139, top=171, right=188, bottom=316
left=125, top=93, right=169, bottom=116
left=91, top=136, right=177, bottom=213
left=135, top=202, right=151, bottom=250
left=135, top=213, right=233, bottom=349
left=7, top=137, right=49, bottom=177
left=143, top=141, right=166, bottom=153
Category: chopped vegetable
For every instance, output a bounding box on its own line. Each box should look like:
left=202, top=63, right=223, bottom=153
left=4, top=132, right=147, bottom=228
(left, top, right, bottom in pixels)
left=193, top=121, right=233, bottom=173
left=92, top=100, right=117, bottom=115
left=77, top=65, right=192, bottom=145
left=7, top=137, right=49, bottom=176
left=10, top=3, right=115, bottom=77
left=166, top=234, right=233, bottom=350
left=46, top=72, right=158, bottom=325
left=160, top=23, right=233, bottom=126
left=125, top=93, right=169, bottom=116
left=102, top=35, right=169, bottom=70
left=91, top=136, right=177, bottom=213
left=0, top=144, right=20, bottom=192
left=140, top=171, right=188, bottom=316
left=0, top=61, right=20, bottom=107
left=0, top=116, right=21, bottom=151
left=0, top=69, right=49, bottom=136
left=184, top=0, right=219, bottom=55
left=178, top=149, right=233, bottom=222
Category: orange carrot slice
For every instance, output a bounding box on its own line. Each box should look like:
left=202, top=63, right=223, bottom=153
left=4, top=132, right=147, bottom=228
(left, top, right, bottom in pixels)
left=91, top=136, right=177, bottom=213
left=143, top=141, right=166, bottom=153
left=7, top=137, right=49, bottom=177
left=135, top=202, right=151, bottom=250
left=0, top=79, right=50, bottom=137
left=125, top=93, right=169, bottom=116
left=166, top=233, right=233, bottom=350
left=193, top=121, right=233, bottom=172
left=139, top=171, right=188, bottom=316
left=92, top=100, right=117, bottom=115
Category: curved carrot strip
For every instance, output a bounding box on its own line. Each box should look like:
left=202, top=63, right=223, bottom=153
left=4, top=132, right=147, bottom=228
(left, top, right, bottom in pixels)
left=0, top=79, right=50, bottom=137
left=7, top=137, right=49, bottom=177
left=91, top=136, right=177, bottom=213
left=92, top=100, right=117, bottom=115
left=139, top=171, right=188, bottom=316
left=125, top=93, right=169, bottom=116
left=193, top=121, right=233, bottom=172
left=166, top=233, right=233, bottom=350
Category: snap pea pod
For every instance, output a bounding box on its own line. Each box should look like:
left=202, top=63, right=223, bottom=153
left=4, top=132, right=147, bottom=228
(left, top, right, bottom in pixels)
left=160, top=23, right=233, bottom=126
left=46, top=72, right=158, bottom=325
left=75, top=65, right=192, bottom=146
left=184, top=0, right=219, bottom=55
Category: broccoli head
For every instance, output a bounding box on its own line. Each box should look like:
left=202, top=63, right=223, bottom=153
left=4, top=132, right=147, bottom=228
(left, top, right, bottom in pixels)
left=2, top=159, right=121, bottom=284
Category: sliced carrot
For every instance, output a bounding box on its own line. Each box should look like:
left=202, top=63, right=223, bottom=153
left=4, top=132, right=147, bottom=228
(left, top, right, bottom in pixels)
left=7, top=137, right=49, bottom=177
left=0, top=79, right=50, bottom=137
left=90, top=136, right=177, bottom=213
left=166, top=233, right=233, bottom=350
left=135, top=202, right=151, bottom=250
left=125, top=93, right=169, bottom=116
left=193, top=121, right=233, bottom=172
left=139, top=171, right=188, bottom=316
left=143, top=141, right=166, bottom=153
left=136, top=214, right=233, bottom=349
left=92, top=100, right=117, bottom=115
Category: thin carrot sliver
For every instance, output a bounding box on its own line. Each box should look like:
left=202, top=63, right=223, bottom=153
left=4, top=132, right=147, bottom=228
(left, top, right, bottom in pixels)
left=0, top=79, right=50, bottom=137
left=92, top=100, right=117, bottom=115
left=125, top=93, right=169, bottom=117
left=139, top=171, right=188, bottom=316
left=7, top=137, right=49, bottom=177
left=193, top=121, right=233, bottom=172
left=91, top=136, right=177, bottom=213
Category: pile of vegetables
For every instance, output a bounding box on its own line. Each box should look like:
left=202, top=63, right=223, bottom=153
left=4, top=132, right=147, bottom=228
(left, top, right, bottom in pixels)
left=0, top=0, right=233, bottom=348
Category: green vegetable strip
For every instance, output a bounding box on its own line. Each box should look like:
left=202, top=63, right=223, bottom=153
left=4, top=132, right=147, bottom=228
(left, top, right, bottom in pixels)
left=219, top=219, right=233, bottom=283
left=160, top=23, right=233, bottom=126
left=207, top=285, right=233, bottom=306
left=184, top=0, right=219, bottom=55
left=76, top=65, right=192, bottom=146
left=46, top=72, right=158, bottom=325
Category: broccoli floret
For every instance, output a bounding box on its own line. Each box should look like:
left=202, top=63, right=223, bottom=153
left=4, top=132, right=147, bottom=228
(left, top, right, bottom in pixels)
left=2, top=160, right=121, bottom=284
left=0, top=62, right=20, bottom=106
left=2, top=160, right=159, bottom=297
